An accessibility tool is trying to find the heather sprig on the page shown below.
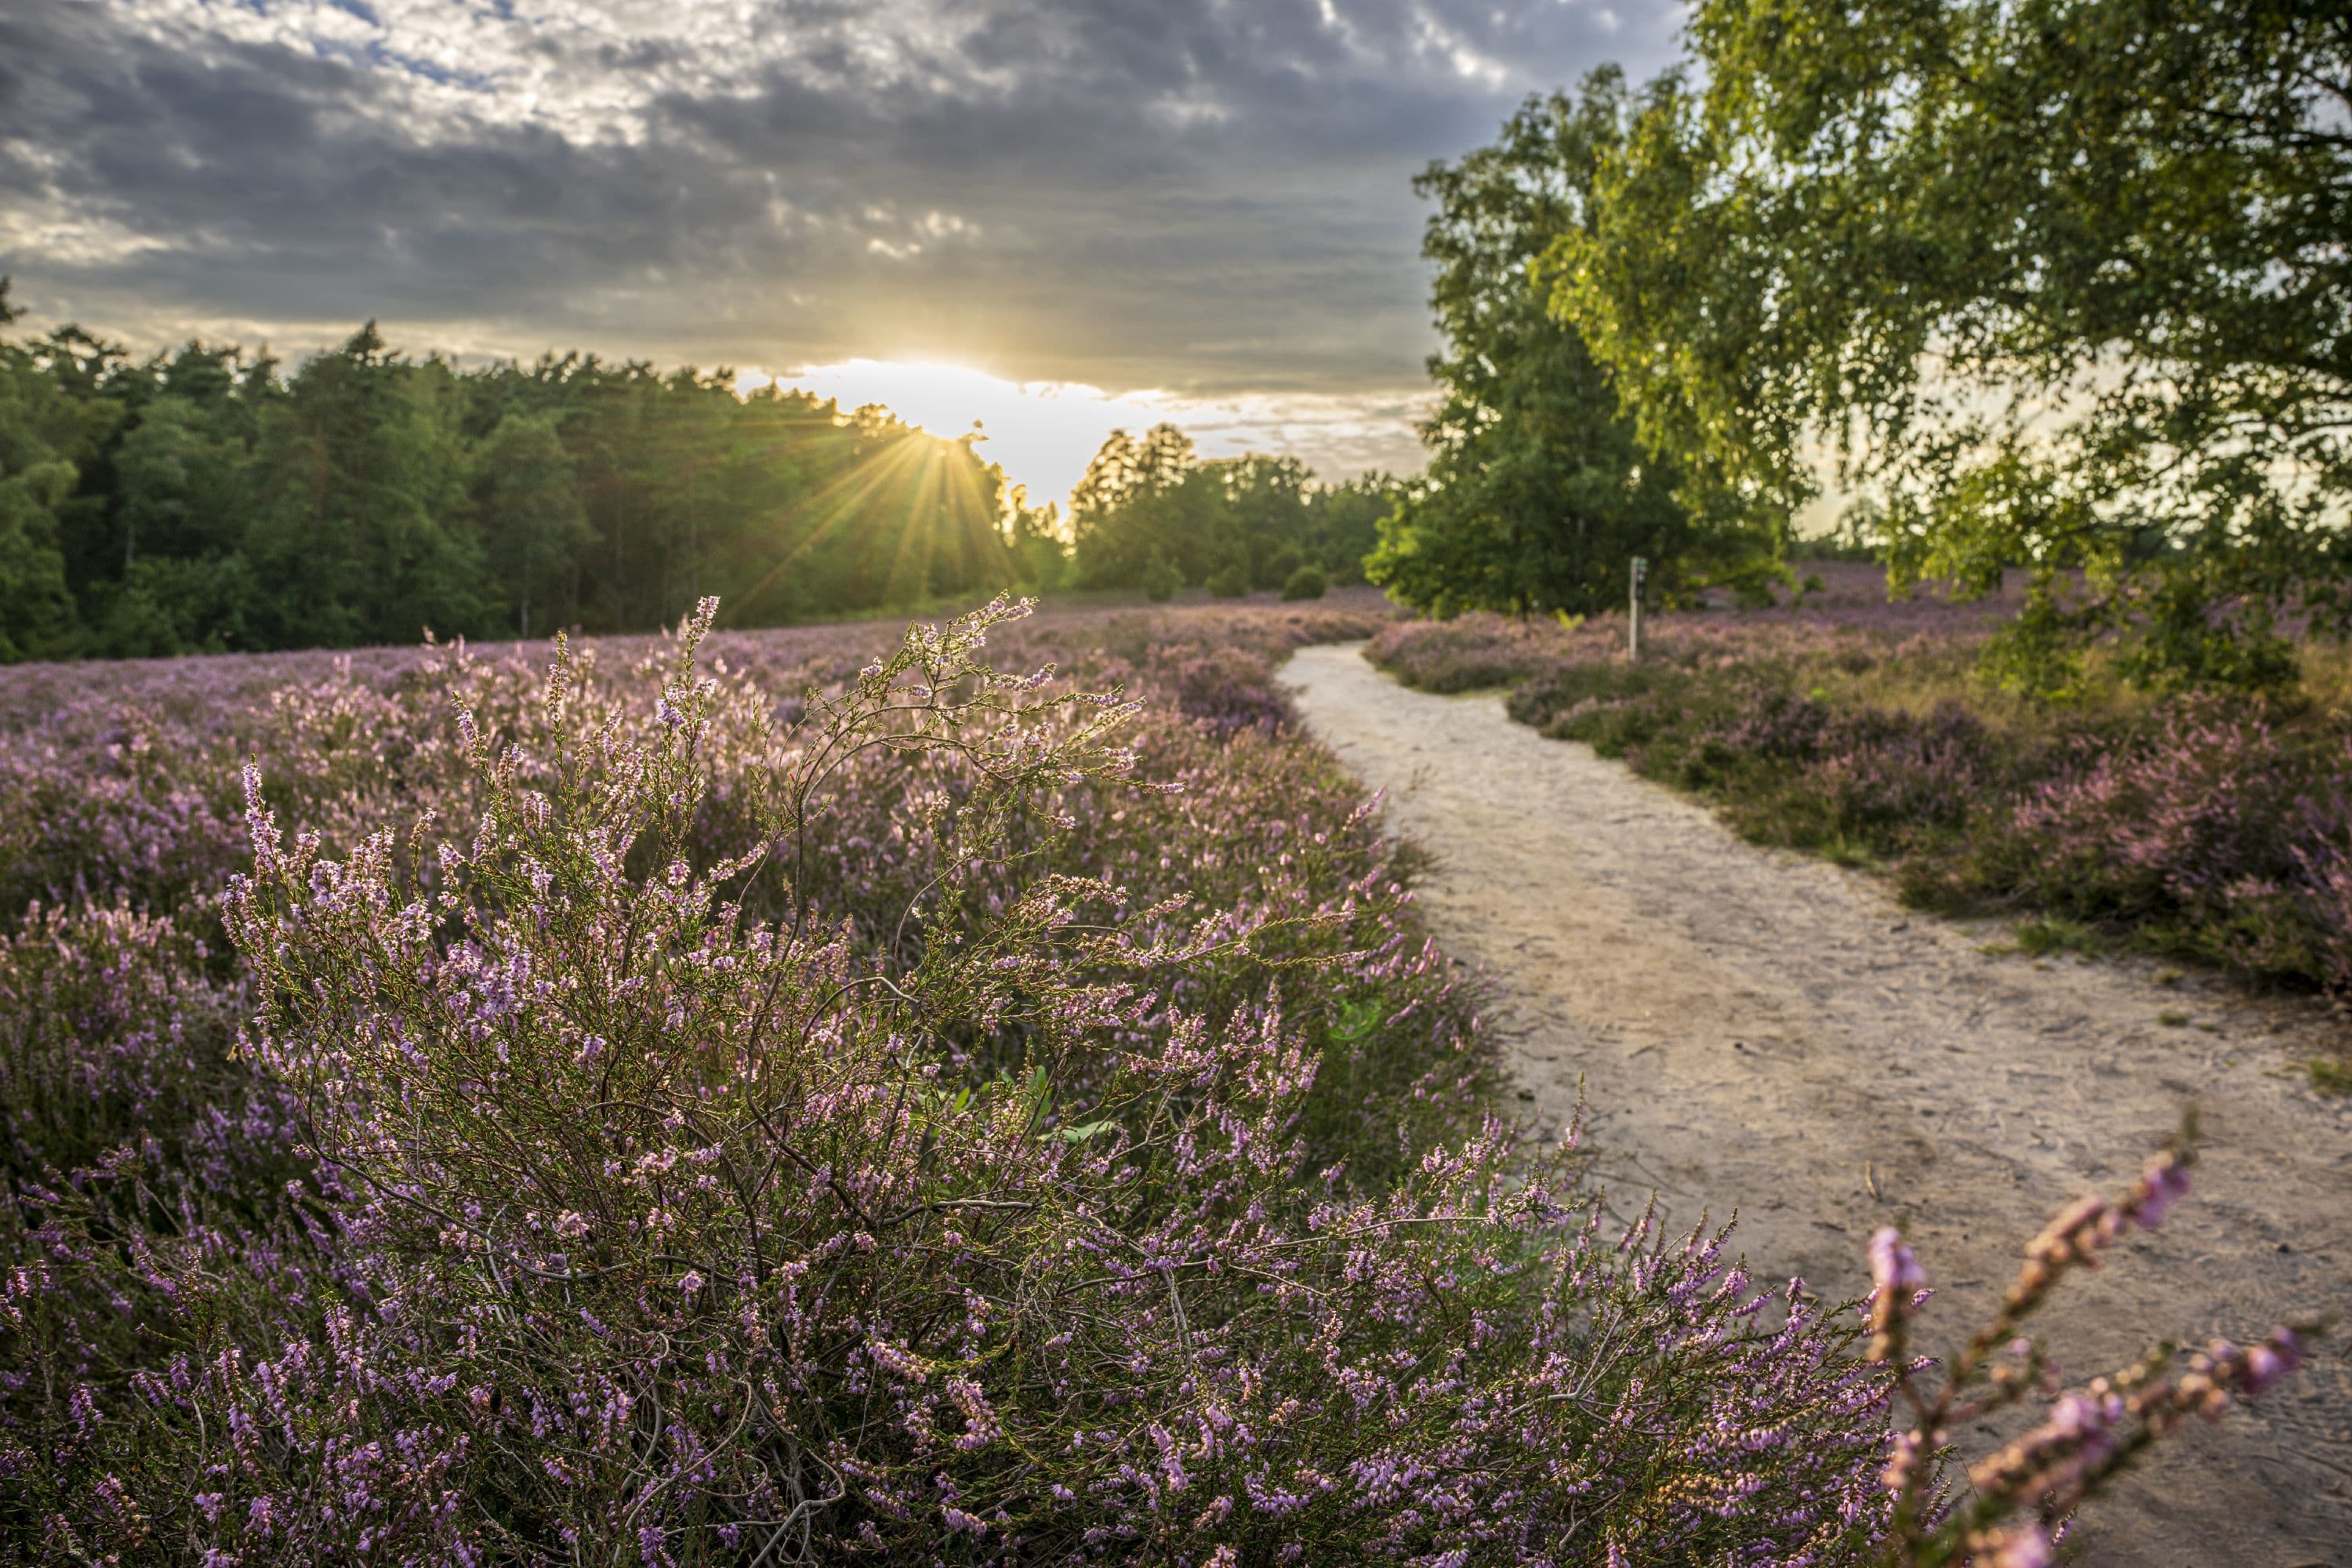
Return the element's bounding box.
[1868,1123,2310,1568]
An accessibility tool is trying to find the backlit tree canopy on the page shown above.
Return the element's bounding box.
[1553,0,2352,688]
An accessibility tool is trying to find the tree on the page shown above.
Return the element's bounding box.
[1367,71,1756,619]
[242,323,487,648]
[0,282,85,660]
[1308,473,1400,584]
[1003,487,1069,591]
[474,412,592,638]
[0,457,75,662]
[1209,454,1310,588]
[1556,0,2352,689]
[1070,423,1216,587]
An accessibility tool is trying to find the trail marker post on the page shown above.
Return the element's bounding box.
[1629,557,1647,660]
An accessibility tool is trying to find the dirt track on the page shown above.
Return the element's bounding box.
[1284,642,2352,1566]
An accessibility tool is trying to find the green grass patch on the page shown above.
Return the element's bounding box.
[2014,917,2101,959]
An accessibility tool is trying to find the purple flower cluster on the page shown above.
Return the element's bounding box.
[2003,698,2352,988]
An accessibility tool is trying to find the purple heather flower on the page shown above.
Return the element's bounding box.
[1868,1227,1927,1298]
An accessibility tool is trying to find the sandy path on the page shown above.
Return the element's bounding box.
[1285,643,2352,1566]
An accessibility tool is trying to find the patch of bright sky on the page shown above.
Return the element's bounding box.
[107,0,959,145]
[740,360,1432,508]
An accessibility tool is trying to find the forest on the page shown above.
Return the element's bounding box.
[0,291,1385,662]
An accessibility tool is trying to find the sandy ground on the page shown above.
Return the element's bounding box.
[1285,643,2352,1567]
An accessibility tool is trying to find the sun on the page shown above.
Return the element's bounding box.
[741,358,1181,507]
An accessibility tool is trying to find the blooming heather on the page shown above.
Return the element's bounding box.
[0,593,2304,1562]
[1,598,1898,1563]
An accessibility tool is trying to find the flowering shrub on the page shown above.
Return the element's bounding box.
[1373,606,2352,1003]
[0,904,243,1183]
[2,599,1903,1563]
[1992,701,2352,987]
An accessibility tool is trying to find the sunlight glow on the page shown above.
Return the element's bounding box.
[741,360,1175,507]
[740,359,1429,507]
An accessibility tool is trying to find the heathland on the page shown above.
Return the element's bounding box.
[0,587,2328,1563]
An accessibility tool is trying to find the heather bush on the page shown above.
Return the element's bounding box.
[0,715,249,924]
[1366,613,1582,693]
[1983,701,2352,981]
[0,901,283,1192]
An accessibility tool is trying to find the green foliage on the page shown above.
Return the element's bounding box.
[241,323,488,649]
[0,291,1065,661]
[0,287,85,662]
[1140,548,1182,602]
[1366,71,1774,619]
[0,456,76,662]
[1554,1,2352,690]
[2014,917,2100,960]
[1071,422,1399,591]
[473,410,590,638]
[1280,563,1329,601]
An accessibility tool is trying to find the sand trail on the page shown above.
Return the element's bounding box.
[1284,642,2352,1566]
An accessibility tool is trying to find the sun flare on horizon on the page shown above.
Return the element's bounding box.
[740,359,1200,509]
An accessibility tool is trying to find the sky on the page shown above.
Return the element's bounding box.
[0,0,1685,504]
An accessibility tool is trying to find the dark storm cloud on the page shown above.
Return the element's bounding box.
[0,0,1680,401]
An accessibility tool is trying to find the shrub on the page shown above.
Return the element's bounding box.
[1259,544,1305,592]
[1280,564,1329,601]
[1207,562,1250,598]
[2,600,1900,1563]
[1142,552,1184,603]
[0,901,282,1191]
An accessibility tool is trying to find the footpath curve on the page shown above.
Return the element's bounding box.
[1284,642,2351,1566]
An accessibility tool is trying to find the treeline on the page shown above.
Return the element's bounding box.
[1067,423,1396,597]
[0,291,1056,660]
[1378,0,2350,690]
[0,288,1403,662]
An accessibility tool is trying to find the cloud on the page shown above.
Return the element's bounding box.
[0,0,1683,489]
